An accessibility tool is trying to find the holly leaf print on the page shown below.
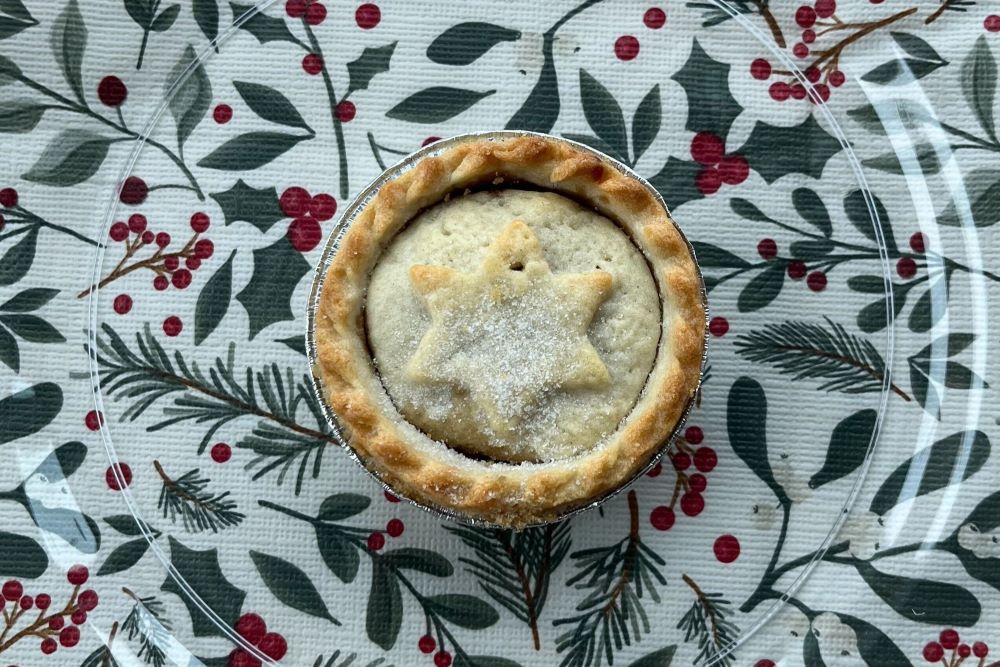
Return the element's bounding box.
[194,249,235,345]
[234,80,311,131]
[427,22,520,66]
[346,42,397,96]
[739,115,842,183]
[210,179,284,231]
[167,45,212,149]
[250,550,339,623]
[51,0,87,105]
[647,157,705,210]
[236,236,310,339]
[961,36,997,143]
[671,38,742,140]
[386,87,495,124]
[198,131,310,170]
[161,536,246,636]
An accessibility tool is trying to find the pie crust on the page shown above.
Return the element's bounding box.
[313,134,706,527]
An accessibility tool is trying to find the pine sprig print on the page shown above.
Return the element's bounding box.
[734,317,912,400]
[446,521,572,649]
[88,324,336,492]
[677,575,739,667]
[312,651,393,667]
[553,492,667,667]
[120,589,171,667]
[153,461,244,533]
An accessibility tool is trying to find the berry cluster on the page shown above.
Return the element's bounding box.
[280,186,337,252]
[416,634,453,667]
[366,516,405,551]
[0,566,98,655]
[924,629,990,666]
[755,237,829,292]
[751,0,849,103]
[612,6,665,61]
[297,2,381,74]
[229,613,288,666]
[690,132,749,195]
[648,425,717,531]
[285,0,327,25]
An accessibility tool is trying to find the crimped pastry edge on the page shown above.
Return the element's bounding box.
[313,134,706,528]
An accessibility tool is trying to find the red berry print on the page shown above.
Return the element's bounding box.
[614,35,640,61]
[155,231,171,248]
[647,461,662,477]
[128,213,147,233]
[805,67,821,83]
[98,76,127,107]
[696,168,722,195]
[141,230,155,244]
[68,564,89,586]
[0,187,17,208]
[685,426,704,444]
[228,649,262,667]
[306,2,326,25]
[367,532,385,551]
[186,257,201,271]
[793,42,809,58]
[194,238,215,259]
[85,410,103,431]
[714,534,740,563]
[940,629,960,650]
[419,635,437,654]
[974,642,989,658]
[172,268,192,289]
[422,135,441,147]
[790,83,807,99]
[709,316,729,337]
[336,100,357,123]
[958,644,971,658]
[163,315,183,336]
[694,447,717,472]
[815,0,836,18]
[757,238,777,259]
[769,81,791,101]
[71,609,87,624]
[280,186,311,217]
[190,211,211,232]
[286,0,307,17]
[310,193,337,221]
[643,7,666,29]
[49,615,65,630]
[750,58,771,80]
[806,271,827,292]
[434,650,453,667]
[923,642,944,662]
[384,491,400,502]
[106,463,132,490]
[672,452,691,471]
[719,156,749,185]
[985,15,1000,32]
[120,176,148,205]
[235,613,267,644]
[896,256,917,278]
[288,217,323,252]
[302,53,323,75]
[754,661,776,667]
[812,83,830,103]
[35,593,51,610]
[113,294,132,315]
[59,625,80,647]
[41,637,57,654]
[910,232,927,253]
[795,5,816,28]
[213,104,233,124]
[109,221,129,241]
[386,518,404,537]
[690,132,724,165]
[211,442,232,463]
[829,70,845,87]
[689,473,707,492]
[153,275,169,291]
[680,492,704,517]
[2,581,22,600]
[259,633,288,660]
[787,260,807,279]
[164,255,180,272]
[356,3,381,29]
[802,28,816,44]
[18,594,31,610]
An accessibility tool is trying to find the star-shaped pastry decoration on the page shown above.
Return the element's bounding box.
[406,220,614,440]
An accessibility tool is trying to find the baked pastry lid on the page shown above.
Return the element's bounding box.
[305,130,709,528]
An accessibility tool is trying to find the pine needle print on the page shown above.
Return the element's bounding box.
[120,589,171,667]
[154,461,244,532]
[677,575,739,667]
[733,317,911,400]
[446,521,572,649]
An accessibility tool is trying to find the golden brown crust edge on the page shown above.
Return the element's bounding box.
[314,135,706,527]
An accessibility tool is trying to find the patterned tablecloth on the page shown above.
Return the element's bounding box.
[1,0,998,665]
